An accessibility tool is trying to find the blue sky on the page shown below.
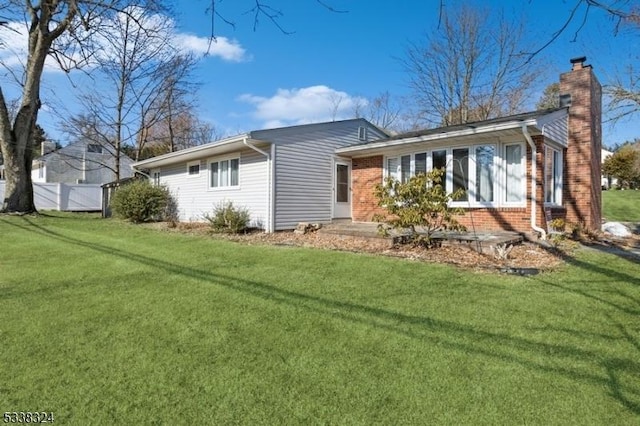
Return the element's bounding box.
[2,0,639,147]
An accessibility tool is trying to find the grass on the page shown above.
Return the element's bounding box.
[1,212,639,425]
[603,189,640,221]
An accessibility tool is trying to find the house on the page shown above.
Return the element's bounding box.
[134,57,602,238]
[336,56,602,237]
[32,140,135,185]
[601,149,618,189]
[131,119,388,231]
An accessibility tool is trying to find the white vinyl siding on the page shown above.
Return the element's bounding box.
[263,120,387,230]
[156,149,268,225]
[30,140,134,185]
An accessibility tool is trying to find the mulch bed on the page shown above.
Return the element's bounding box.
[145,222,640,273]
[147,222,589,273]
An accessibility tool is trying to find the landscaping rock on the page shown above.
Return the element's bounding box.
[602,222,632,238]
[293,222,322,234]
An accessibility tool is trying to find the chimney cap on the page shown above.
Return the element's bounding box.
[570,56,588,70]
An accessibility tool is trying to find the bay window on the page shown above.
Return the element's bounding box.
[384,142,527,208]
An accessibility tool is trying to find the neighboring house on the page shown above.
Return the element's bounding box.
[32,140,135,184]
[336,57,602,237]
[132,119,388,231]
[601,149,618,189]
[133,57,602,238]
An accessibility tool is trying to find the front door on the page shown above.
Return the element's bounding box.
[333,160,351,218]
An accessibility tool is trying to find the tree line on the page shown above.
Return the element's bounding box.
[0,0,638,213]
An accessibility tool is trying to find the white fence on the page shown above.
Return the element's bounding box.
[0,181,102,211]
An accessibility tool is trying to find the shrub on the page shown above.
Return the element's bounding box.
[111,180,174,223]
[204,201,251,234]
[373,168,466,247]
[549,218,566,232]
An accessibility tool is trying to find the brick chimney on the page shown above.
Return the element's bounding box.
[559,56,602,230]
[40,140,56,156]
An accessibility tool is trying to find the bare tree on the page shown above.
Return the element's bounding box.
[352,91,404,132]
[603,12,640,124]
[606,66,640,122]
[134,54,200,159]
[403,4,543,127]
[140,110,218,158]
[0,0,165,213]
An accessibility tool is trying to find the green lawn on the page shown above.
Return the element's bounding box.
[603,189,640,222]
[1,213,639,425]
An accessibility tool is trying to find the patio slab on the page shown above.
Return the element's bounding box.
[319,220,523,255]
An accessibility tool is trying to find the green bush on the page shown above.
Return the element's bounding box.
[373,168,466,247]
[204,201,251,234]
[111,180,174,223]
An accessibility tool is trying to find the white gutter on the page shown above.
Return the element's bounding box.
[522,124,547,240]
[243,138,273,233]
[337,119,540,155]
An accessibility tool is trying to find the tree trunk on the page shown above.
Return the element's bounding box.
[1,145,36,213]
[1,125,36,213]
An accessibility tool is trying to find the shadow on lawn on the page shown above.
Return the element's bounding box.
[4,216,640,415]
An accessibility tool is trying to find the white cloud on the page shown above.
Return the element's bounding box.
[238,85,367,128]
[0,11,248,74]
[0,22,35,69]
[173,34,249,62]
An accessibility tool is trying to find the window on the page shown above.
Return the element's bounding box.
[152,171,161,186]
[432,150,447,171]
[400,155,411,183]
[545,147,562,204]
[386,157,399,181]
[87,144,103,154]
[210,157,239,188]
[187,161,200,177]
[475,145,495,202]
[415,153,427,175]
[452,148,469,201]
[505,144,524,203]
[358,126,367,141]
[386,146,515,206]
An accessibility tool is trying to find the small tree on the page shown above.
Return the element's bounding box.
[603,144,640,189]
[373,168,466,247]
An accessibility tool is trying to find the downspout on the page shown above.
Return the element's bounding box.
[243,138,273,233]
[522,124,547,240]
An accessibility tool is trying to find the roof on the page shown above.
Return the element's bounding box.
[336,108,568,157]
[132,118,384,170]
[33,139,135,164]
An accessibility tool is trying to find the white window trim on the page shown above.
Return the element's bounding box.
[448,144,498,208]
[501,143,527,208]
[384,142,527,209]
[152,169,161,186]
[208,154,240,190]
[187,160,201,178]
